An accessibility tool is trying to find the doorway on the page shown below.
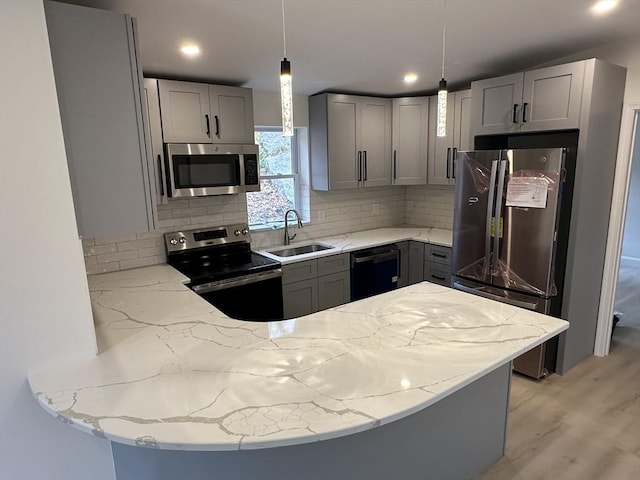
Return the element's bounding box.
[595,105,640,355]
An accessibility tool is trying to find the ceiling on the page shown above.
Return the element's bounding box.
[56,0,640,96]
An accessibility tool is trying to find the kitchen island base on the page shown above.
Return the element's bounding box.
[112,363,510,480]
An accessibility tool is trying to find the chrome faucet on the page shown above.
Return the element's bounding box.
[283,209,303,245]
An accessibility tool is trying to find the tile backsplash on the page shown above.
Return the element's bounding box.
[83,184,454,275]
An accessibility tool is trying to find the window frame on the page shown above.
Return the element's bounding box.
[248,127,301,229]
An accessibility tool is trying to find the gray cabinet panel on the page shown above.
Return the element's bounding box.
[158,80,211,143]
[328,96,359,190]
[283,279,318,319]
[395,241,409,288]
[282,259,318,285]
[392,97,429,186]
[209,85,254,144]
[360,98,392,187]
[45,1,154,238]
[318,271,351,311]
[142,78,167,206]
[317,253,349,276]
[408,241,425,285]
[470,73,523,136]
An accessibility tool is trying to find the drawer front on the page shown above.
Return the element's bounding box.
[425,264,451,287]
[426,244,452,266]
[317,253,349,276]
[282,259,318,285]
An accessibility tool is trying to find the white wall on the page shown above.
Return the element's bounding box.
[0,1,115,479]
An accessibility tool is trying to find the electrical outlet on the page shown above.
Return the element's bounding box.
[372,203,379,215]
[317,210,325,222]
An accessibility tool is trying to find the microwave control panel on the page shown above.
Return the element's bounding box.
[244,154,259,186]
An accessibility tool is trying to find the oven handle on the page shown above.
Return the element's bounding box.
[192,269,282,294]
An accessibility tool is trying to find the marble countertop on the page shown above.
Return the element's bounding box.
[29,264,568,451]
[258,226,453,264]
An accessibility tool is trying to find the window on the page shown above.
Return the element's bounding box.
[247,128,301,228]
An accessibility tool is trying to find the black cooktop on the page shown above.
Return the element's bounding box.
[167,243,280,285]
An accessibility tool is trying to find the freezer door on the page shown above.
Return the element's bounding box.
[452,150,502,284]
[492,148,565,297]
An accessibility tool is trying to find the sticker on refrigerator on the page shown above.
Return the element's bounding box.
[505,177,549,209]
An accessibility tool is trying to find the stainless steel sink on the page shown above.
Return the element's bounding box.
[268,243,334,257]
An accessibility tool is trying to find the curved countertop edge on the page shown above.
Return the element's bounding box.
[257,226,453,264]
[28,265,568,452]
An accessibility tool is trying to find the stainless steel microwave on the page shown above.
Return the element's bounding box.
[164,143,260,197]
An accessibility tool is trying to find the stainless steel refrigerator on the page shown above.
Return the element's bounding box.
[451,147,571,379]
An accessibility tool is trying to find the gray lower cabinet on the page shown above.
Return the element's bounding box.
[424,244,452,287]
[408,241,425,285]
[45,1,156,238]
[395,242,409,288]
[282,254,350,319]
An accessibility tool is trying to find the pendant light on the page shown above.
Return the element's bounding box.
[436,0,448,137]
[280,0,293,136]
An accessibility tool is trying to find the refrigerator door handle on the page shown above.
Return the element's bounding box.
[453,282,538,311]
[485,159,499,275]
[493,159,508,273]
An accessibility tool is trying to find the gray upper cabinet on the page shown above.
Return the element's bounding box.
[158,80,254,144]
[310,93,392,190]
[428,89,472,186]
[45,1,156,238]
[471,61,585,136]
[142,79,167,205]
[392,97,429,185]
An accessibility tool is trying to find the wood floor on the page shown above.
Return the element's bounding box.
[476,262,640,480]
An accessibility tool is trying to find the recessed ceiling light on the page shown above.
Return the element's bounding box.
[404,73,418,84]
[592,0,618,14]
[180,43,201,57]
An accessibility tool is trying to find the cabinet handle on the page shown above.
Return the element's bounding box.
[393,150,397,180]
[363,151,367,181]
[431,274,446,281]
[513,104,519,124]
[432,252,447,259]
[214,115,220,136]
[446,147,451,179]
[522,103,528,123]
[452,147,457,179]
[205,114,211,136]
[357,151,362,181]
[157,155,164,196]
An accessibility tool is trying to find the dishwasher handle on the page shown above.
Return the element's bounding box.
[351,248,398,264]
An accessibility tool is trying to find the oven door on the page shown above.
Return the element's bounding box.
[192,269,284,321]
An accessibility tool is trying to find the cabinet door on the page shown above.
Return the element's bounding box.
[359,97,392,187]
[142,78,167,205]
[318,271,351,310]
[408,241,425,285]
[520,62,585,132]
[45,2,154,238]
[283,279,318,319]
[209,85,255,144]
[392,97,428,185]
[470,73,523,136]
[453,90,473,152]
[425,264,451,287]
[427,94,455,185]
[282,259,318,285]
[158,80,211,143]
[327,95,359,190]
[395,241,409,288]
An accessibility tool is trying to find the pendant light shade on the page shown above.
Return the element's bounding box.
[436,0,448,138]
[280,0,293,136]
[437,78,447,137]
[280,58,293,136]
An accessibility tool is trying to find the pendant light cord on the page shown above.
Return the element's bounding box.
[282,0,287,58]
[441,0,446,79]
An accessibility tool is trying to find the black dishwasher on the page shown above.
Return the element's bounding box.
[350,245,399,301]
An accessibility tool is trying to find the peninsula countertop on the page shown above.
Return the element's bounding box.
[29,262,568,451]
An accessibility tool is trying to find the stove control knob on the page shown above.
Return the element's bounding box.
[178,237,186,244]
[241,228,249,235]
[169,238,178,245]
[234,229,241,236]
